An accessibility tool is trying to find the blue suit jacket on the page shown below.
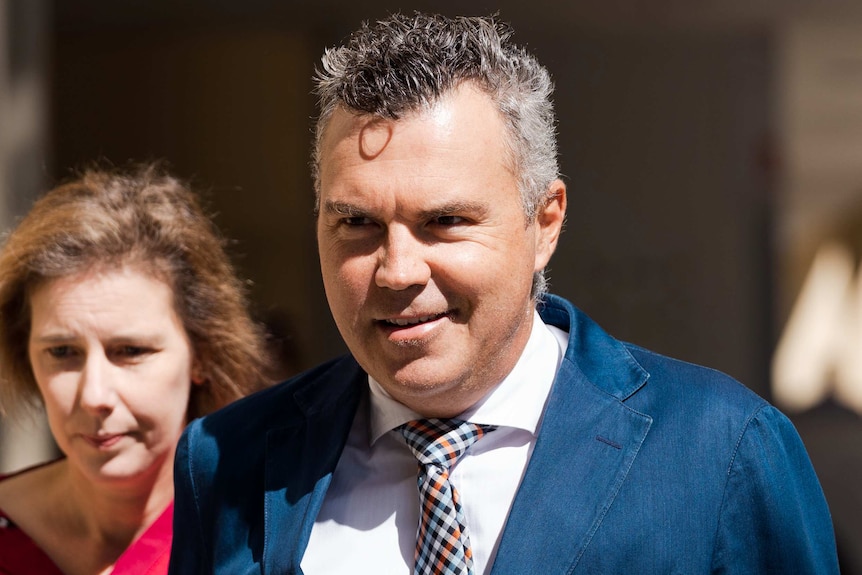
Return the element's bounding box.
[170,295,838,574]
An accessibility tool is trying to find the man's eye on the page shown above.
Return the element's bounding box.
[344,216,373,226]
[435,215,466,226]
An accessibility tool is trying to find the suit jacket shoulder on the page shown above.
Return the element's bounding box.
[170,355,366,574]
[493,294,838,574]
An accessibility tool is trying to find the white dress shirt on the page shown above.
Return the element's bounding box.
[301,311,568,574]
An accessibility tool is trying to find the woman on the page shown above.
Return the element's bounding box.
[0,164,269,574]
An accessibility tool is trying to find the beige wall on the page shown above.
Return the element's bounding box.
[0,0,55,473]
[775,20,862,313]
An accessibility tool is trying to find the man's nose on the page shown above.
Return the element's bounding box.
[374,226,432,290]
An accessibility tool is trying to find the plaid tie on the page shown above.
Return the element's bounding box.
[399,419,496,575]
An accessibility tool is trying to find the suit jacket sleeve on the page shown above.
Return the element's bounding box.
[169,420,211,575]
[711,405,838,574]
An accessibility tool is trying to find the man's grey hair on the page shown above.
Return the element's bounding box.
[312,12,560,298]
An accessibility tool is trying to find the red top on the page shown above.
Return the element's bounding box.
[0,471,173,575]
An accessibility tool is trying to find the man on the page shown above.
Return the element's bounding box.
[170,13,839,574]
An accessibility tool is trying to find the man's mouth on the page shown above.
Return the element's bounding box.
[381,312,448,327]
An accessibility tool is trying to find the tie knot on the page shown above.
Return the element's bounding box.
[399,418,495,469]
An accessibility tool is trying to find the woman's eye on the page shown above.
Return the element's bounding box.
[117,346,149,358]
[47,346,74,359]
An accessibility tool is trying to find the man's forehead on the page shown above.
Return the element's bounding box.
[323,89,501,154]
[322,104,426,149]
[321,84,495,146]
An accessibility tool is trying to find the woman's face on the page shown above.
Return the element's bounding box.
[27,265,196,487]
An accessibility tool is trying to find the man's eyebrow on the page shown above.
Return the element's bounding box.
[322,201,369,217]
[322,199,491,220]
[418,201,490,220]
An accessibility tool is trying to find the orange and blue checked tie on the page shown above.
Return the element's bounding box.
[399,419,496,575]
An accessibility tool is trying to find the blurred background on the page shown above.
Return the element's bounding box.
[1,0,861,570]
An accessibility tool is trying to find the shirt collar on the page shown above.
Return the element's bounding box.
[368,310,567,444]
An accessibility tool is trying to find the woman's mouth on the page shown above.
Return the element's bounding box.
[81,433,126,449]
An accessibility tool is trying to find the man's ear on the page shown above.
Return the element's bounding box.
[534,179,567,271]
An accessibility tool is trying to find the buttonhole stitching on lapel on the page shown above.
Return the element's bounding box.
[595,435,622,449]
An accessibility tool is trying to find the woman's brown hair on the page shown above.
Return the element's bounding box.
[0,163,269,420]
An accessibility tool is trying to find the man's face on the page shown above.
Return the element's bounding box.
[317,84,565,417]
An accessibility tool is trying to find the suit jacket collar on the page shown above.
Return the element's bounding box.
[540,294,649,400]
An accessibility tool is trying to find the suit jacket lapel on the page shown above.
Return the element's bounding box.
[491,359,652,574]
[491,296,653,575]
[261,360,366,574]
